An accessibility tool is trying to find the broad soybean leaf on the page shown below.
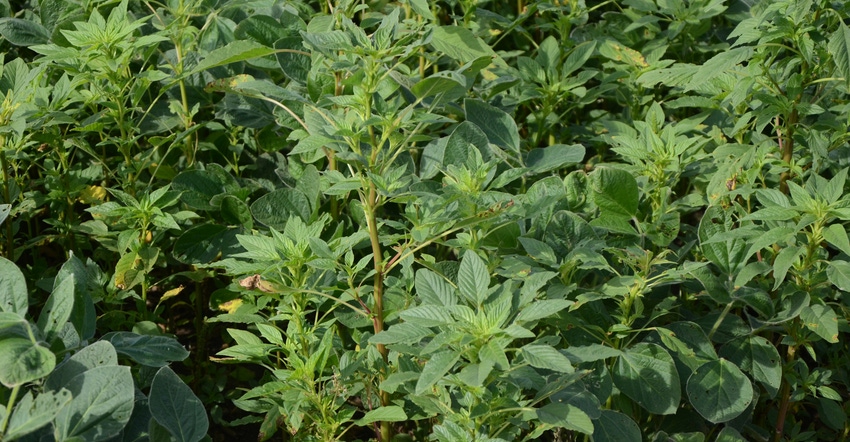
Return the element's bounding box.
[354,406,407,426]
[46,340,118,392]
[4,389,72,440]
[465,99,520,154]
[612,343,681,415]
[101,332,190,367]
[55,255,97,341]
[719,336,781,398]
[590,167,638,217]
[150,366,208,442]
[827,260,850,292]
[415,350,460,395]
[526,144,585,173]
[173,224,240,264]
[829,22,850,89]
[0,339,55,387]
[800,304,839,343]
[536,403,593,434]
[190,40,277,75]
[591,410,640,442]
[429,26,495,64]
[0,257,27,316]
[715,426,747,442]
[250,188,310,229]
[36,274,74,343]
[444,121,492,168]
[522,344,573,373]
[457,250,489,306]
[54,366,134,441]
[686,359,753,423]
[0,18,50,46]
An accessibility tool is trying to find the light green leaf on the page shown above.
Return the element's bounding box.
[399,305,454,327]
[354,406,407,426]
[590,167,638,217]
[827,260,850,292]
[526,144,585,173]
[536,403,593,434]
[190,40,277,75]
[829,22,850,89]
[800,304,839,343]
[0,18,50,46]
[0,339,55,387]
[612,343,680,415]
[415,350,460,395]
[686,359,754,423]
[457,250,489,306]
[150,366,208,442]
[415,269,457,306]
[37,274,74,343]
[429,26,495,64]
[4,390,72,440]
[54,366,134,441]
[522,344,573,373]
[370,323,433,345]
[822,224,850,256]
[101,332,190,367]
[514,299,572,323]
[591,410,641,442]
[772,246,803,290]
[562,344,622,364]
[0,257,27,316]
[698,206,749,275]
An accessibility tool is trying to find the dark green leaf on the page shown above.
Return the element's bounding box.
[415,350,460,395]
[354,406,407,426]
[53,366,134,441]
[686,359,753,423]
[526,144,585,173]
[0,18,49,46]
[150,366,209,442]
[0,257,27,316]
[591,410,640,442]
[800,304,839,343]
[429,26,495,64]
[101,332,190,367]
[612,343,680,415]
[465,99,520,154]
[590,167,638,217]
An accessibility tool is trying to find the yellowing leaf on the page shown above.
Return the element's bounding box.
[218,298,242,313]
[79,185,107,204]
[160,285,184,303]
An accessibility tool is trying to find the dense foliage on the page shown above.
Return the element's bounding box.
[0,0,848,440]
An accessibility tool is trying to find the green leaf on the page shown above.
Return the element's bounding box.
[54,366,134,441]
[829,22,850,89]
[800,304,839,343]
[399,305,455,327]
[612,343,681,415]
[0,338,55,387]
[415,350,460,395]
[591,410,641,442]
[457,250,489,306]
[822,224,850,256]
[562,344,622,364]
[0,18,50,46]
[4,390,72,440]
[55,255,98,341]
[536,403,593,434]
[0,204,9,226]
[370,323,433,345]
[522,344,573,373]
[444,121,492,168]
[150,366,209,442]
[719,336,781,398]
[354,406,407,426]
[250,188,311,229]
[173,224,240,264]
[234,15,286,46]
[686,359,754,423]
[827,260,850,292]
[36,274,74,344]
[190,40,277,75]
[772,246,803,290]
[275,36,310,83]
[0,257,27,316]
[464,99,520,154]
[715,426,747,442]
[590,167,638,217]
[101,332,190,367]
[526,144,586,173]
[46,341,118,391]
[514,299,572,323]
[698,206,749,275]
[429,26,495,64]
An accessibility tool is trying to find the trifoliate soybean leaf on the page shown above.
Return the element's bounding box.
[354,406,407,426]
[590,167,638,217]
[719,336,781,398]
[36,274,74,344]
[612,343,680,415]
[536,403,593,434]
[0,339,55,387]
[562,344,622,364]
[174,224,240,264]
[715,426,746,442]
[54,366,134,441]
[592,410,640,442]
[686,359,753,423]
[101,332,190,367]
[526,144,585,173]
[800,304,839,343]
[0,257,27,316]
[415,350,460,395]
[54,255,98,341]
[250,188,310,229]
[465,99,519,154]
[46,340,118,392]
[4,389,72,440]
[150,366,208,442]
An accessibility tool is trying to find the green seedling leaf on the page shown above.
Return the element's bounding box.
[430,26,495,64]
[0,257,27,316]
[190,40,277,75]
[536,403,593,434]
[719,336,781,398]
[101,332,190,367]
[522,344,573,373]
[526,144,585,173]
[415,350,460,395]
[686,359,754,423]
[4,389,72,440]
[590,167,638,217]
[354,406,407,426]
[150,366,208,442]
[0,18,50,46]
[54,365,134,441]
[592,410,640,442]
[37,274,74,344]
[800,304,839,343]
[465,99,520,154]
[0,338,55,387]
[612,343,680,415]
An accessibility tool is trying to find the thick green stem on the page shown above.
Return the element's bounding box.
[0,384,21,436]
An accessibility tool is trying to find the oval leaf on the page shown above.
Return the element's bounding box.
[686,359,754,423]
[150,366,209,442]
